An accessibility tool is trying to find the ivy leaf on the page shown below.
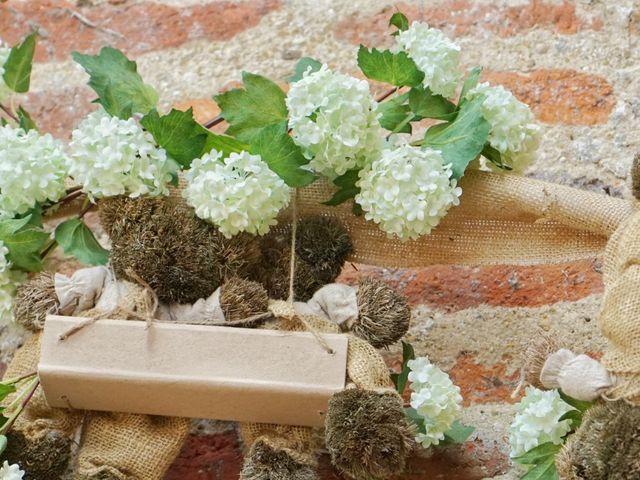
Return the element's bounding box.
[394,341,416,394]
[17,106,37,132]
[0,383,16,403]
[357,46,424,87]
[423,96,490,179]
[214,72,288,144]
[378,93,413,133]
[249,123,315,187]
[559,391,593,413]
[55,219,109,266]
[72,47,159,119]
[141,108,208,167]
[409,86,456,121]
[3,31,37,93]
[520,457,558,480]
[389,11,409,32]
[513,442,561,466]
[459,66,482,104]
[288,57,322,83]
[442,421,475,445]
[323,169,360,206]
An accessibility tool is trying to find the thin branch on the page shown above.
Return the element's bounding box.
[203,115,224,129]
[66,8,125,38]
[0,104,18,123]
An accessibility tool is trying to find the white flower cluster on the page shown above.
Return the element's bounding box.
[0,269,26,362]
[395,22,462,99]
[68,109,174,199]
[0,461,25,480]
[466,83,540,172]
[0,45,12,103]
[509,387,574,457]
[184,149,290,238]
[355,145,461,240]
[286,65,382,179]
[0,240,10,273]
[408,357,463,448]
[0,125,68,218]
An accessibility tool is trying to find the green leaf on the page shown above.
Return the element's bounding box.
[2,226,50,272]
[55,219,109,266]
[17,106,37,132]
[3,31,36,93]
[423,96,490,179]
[558,409,583,430]
[389,11,409,32]
[288,57,322,83]
[442,421,475,445]
[409,86,456,121]
[141,108,208,168]
[357,46,424,87]
[202,131,248,158]
[72,47,159,119]
[249,123,315,187]
[0,435,6,455]
[0,216,33,238]
[459,67,482,104]
[214,72,288,144]
[0,383,16,403]
[395,341,416,394]
[481,144,511,170]
[520,457,558,480]
[404,407,427,434]
[559,391,593,413]
[323,169,360,206]
[18,206,43,228]
[378,93,413,134]
[513,442,561,466]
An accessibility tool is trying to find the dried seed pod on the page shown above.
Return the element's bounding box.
[240,439,318,480]
[220,277,269,322]
[3,430,72,479]
[108,196,261,304]
[13,272,58,332]
[325,389,414,480]
[521,330,564,389]
[259,247,326,302]
[353,277,411,348]
[562,400,640,480]
[296,216,353,282]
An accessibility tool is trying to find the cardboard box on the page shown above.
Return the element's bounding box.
[39,315,348,427]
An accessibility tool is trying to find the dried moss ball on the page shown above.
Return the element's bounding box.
[522,330,563,389]
[240,439,318,480]
[13,272,58,332]
[220,277,269,322]
[107,196,261,304]
[262,248,326,302]
[632,153,640,201]
[354,277,411,348]
[296,216,353,282]
[325,389,414,480]
[3,430,72,479]
[561,400,640,480]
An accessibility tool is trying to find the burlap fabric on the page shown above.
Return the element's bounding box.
[2,333,83,440]
[74,282,190,480]
[239,301,397,471]
[600,211,640,404]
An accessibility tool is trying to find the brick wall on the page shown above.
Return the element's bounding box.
[2,0,637,478]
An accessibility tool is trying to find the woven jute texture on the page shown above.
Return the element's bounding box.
[273,170,636,266]
[2,333,83,440]
[600,211,640,404]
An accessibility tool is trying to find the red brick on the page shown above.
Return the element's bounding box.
[1,0,280,62]
[336,0,601,46]
[482,69,615,125]
[449,354,521,406]
[165,432,243,480]
[338,259,603,311]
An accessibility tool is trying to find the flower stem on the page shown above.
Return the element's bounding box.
[0,103,18,123]
[0,377,40,436]
[1,371,37,386]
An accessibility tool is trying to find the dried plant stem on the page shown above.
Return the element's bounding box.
[0,377,40,436]
[1,371,37,386]
[0,103,18,123]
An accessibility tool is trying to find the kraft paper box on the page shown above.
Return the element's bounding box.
[38,315,348,427]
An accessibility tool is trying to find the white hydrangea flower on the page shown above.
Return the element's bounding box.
[466,82,540,172]
[0,461,25,480]
[183,149,290,238]
[395,22,462,99]
[0,269,26,362]
[0,126,68,218]
[355,145,461,240]
[0,45,12,103]
[509,387,574,458]
[286,65,382,179]
[408,357,463,448]
[68,109,174,199]
[0,240,10,273]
